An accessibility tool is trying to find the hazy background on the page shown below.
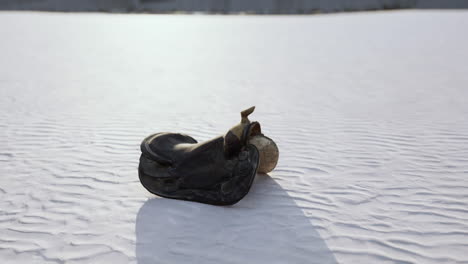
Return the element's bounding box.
[1,0,468,13]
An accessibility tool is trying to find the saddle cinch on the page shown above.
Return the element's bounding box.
[138,106,279,205]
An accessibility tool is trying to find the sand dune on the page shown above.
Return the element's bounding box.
[1,11,468,263]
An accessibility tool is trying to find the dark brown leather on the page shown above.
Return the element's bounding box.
[138,131,259,205]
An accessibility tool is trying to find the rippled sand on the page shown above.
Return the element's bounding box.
[1,11,468,264]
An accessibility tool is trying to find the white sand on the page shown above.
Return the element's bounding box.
[1,10,468,264]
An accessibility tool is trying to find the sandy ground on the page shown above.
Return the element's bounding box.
[1,10,468,264]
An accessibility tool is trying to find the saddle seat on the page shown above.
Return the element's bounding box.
[140,132,199,166]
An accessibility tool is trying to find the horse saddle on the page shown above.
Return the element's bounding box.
[138,106,278,205]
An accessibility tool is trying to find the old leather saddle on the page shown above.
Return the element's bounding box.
[138,107,262,205]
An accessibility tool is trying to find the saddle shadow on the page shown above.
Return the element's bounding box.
[135,175,338,264]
